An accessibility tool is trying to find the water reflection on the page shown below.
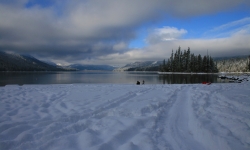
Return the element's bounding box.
[159,74,225,84]
[0,71,230,86]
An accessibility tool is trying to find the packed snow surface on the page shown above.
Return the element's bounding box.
[0,78,250,150]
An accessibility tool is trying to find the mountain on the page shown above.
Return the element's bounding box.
[68,64,116,71]
[2,50,248,72]
[0,51,75,71]
[114,61,162,71]
[41,60,58,66]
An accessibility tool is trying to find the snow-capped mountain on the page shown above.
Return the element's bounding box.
[115,61,162,71]
[67,64,116,71]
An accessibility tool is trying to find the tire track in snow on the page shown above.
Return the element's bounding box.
[142,85,180,150]
[15,86,154,150]
[192,86,250,150]
[59,86,153,122]
[209,94,250,149]
[165,85,205,150]
[92,85,176,150]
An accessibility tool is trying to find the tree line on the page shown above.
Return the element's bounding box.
[160,47,218,73]
[216,55,250,72]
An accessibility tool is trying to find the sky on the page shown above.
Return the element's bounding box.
[0,0,250,66]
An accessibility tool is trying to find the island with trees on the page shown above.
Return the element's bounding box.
[159,47,218,73]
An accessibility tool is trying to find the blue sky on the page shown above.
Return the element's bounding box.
[25,0,53,8]
[130,6,250,48]
[0,0,250,66]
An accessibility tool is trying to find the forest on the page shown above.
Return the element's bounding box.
[216,56,250,72]
[160,47,218,73]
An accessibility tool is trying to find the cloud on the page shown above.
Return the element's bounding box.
[101,34,250,66]
[146,26,187,44]
[210,17,250,32]
[96,20,250,66]
[205,17,250,38]
[166,0,248,17]
[0,0,249,66]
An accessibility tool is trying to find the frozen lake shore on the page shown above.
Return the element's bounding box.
[0,78,250,150]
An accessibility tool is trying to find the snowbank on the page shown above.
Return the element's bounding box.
[0,78,250,150]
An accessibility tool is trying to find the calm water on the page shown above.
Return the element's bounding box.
[0,71,229,86]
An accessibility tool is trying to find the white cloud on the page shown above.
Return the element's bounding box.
[210,17,250,32]
[146,26,187,44]
[100,23,250,66]
[138,34,250,61]
[205,17,250,38]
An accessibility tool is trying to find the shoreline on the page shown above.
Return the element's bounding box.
[157,71,250,74]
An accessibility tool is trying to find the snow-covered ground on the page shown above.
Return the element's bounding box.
[0,76,250,150]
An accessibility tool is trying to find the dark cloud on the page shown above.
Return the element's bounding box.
[0,0,249,65]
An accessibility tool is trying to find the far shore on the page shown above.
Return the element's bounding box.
[157,71,250,75]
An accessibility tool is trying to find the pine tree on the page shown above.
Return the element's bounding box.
[202,56,207,72]
[186,48,191,72]
[173,50,178,72]
[194,55,198,72]
[166,59,171,71]
[197,54,202,72]
[248,55,250,71]
[182,49,187,71]
[190,54,195,72]
[170,50,174,72]
[177,47,181,72]
[160,47,218,73]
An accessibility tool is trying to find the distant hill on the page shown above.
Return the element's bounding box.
[68,64,116,71]
[114,61,162,71]
[0,51,75,71]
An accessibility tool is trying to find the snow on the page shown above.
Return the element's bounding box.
[0,76,250,150]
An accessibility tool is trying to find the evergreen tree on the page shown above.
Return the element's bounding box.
[182,49,187,71]
[173,50,178,72]
[248,55,250,71]
[190,54,195,72]
[170,50,174,72]
[177,47,181,72]
[163,59,166,71]
[197,54,202,72]
[166,59,171,71]
[160,47,218,73]
[185,48,191,72]
[194,55,199,72]
[160,59,166,72]
[202,56,208,72]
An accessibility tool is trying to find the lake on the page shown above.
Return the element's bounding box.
[0,71,230,86]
